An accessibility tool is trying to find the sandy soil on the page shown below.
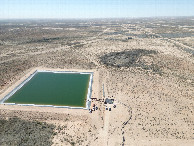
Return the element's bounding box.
[0,18,194,146]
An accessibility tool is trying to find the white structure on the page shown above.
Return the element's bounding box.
[0,70,93,110]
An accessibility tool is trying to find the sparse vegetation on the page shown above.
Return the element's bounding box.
[0,17,193,145]
[0,117,55,146]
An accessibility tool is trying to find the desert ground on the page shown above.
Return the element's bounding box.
[0,17,193,146]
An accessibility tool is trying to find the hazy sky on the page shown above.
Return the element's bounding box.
[0,0,193,19]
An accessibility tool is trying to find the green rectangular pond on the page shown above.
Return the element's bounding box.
[2,71,92,108]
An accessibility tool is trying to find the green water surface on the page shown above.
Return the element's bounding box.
[5,72,90,107]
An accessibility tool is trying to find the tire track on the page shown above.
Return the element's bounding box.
[117,100,132,146]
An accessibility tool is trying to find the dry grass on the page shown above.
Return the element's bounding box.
[0,17,193,145]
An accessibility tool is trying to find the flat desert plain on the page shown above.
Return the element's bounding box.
[0,17,193,146]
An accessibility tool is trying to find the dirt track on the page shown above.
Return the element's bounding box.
[0,17,194,145]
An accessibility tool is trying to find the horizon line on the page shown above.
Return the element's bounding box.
[0,15,194,20]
